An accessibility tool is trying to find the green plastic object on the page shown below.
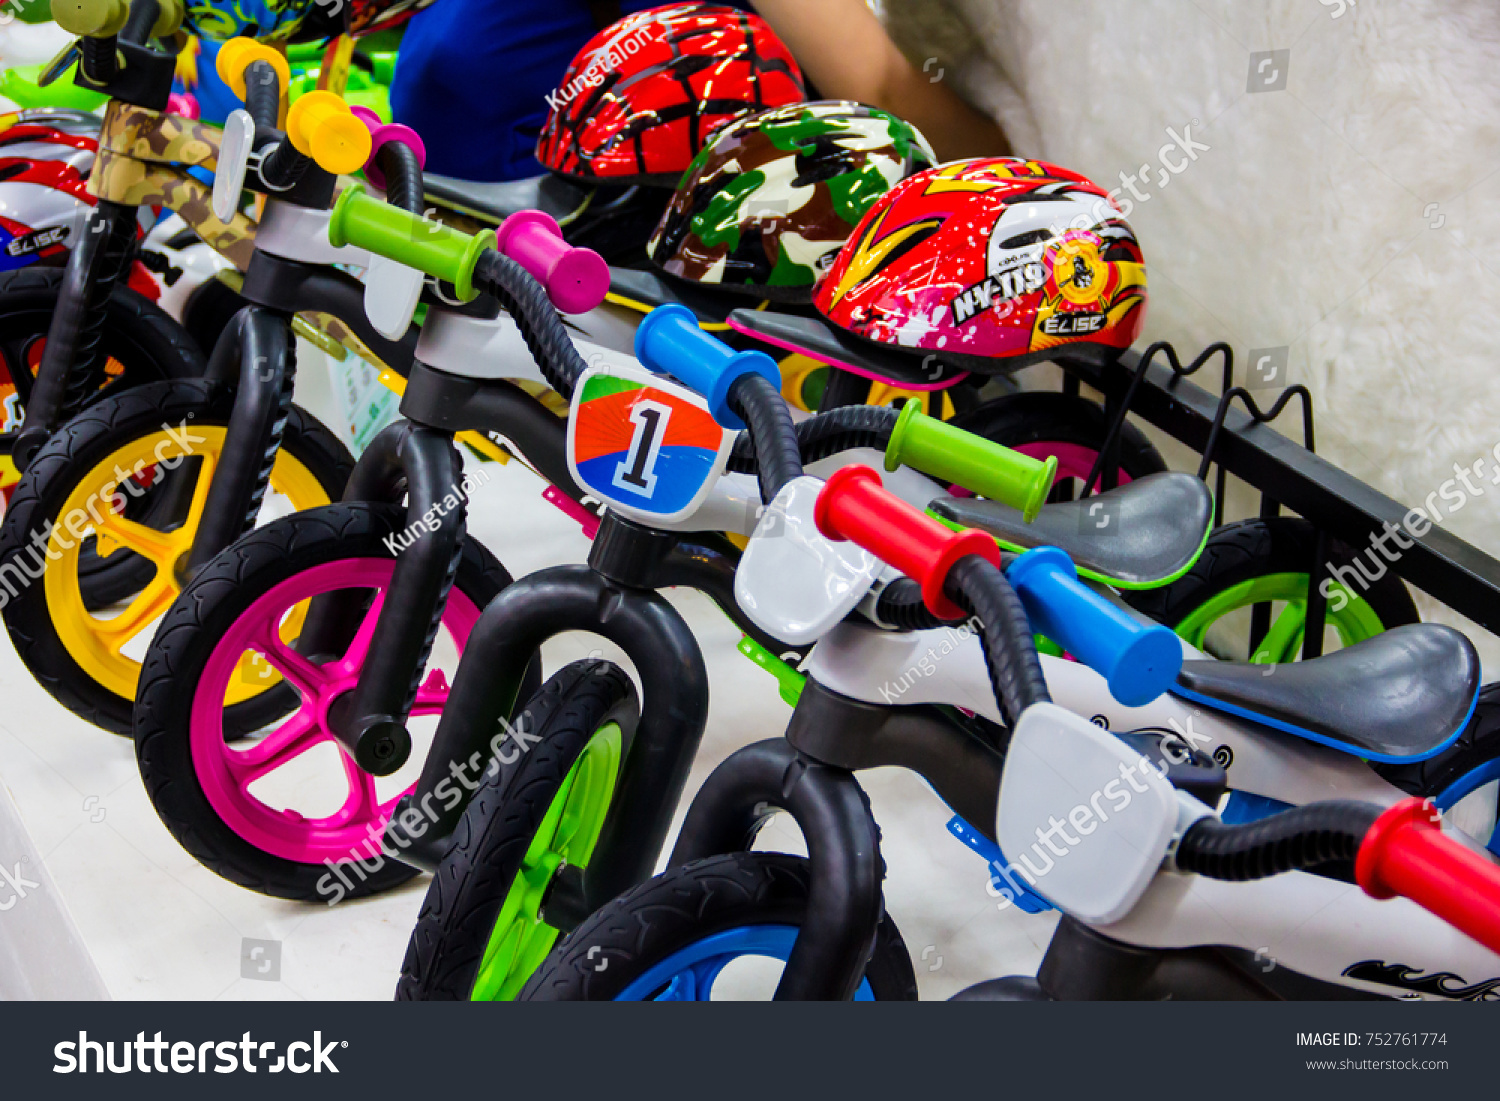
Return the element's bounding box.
[885,400,1057,523]
[50,0,128,36]
[0,64,106,110]
[737,636,805,706]
[328,184,495,301]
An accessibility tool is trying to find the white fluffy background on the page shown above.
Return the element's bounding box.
[883,0,1500,667]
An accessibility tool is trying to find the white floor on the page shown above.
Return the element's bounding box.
[0,448,1057,1001]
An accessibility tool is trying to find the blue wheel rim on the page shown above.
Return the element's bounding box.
[613,925,877,1001]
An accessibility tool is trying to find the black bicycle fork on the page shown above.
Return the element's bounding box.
[13,199,140,470]
[181,253,420,587]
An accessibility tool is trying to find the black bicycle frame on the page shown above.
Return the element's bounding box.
[306,353,816,931]
[169,253,419,586]
[14,0,190,470]
[13,198,141,470]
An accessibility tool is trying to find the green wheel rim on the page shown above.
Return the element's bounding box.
[1173,572,1389,662]
[470,722,624,1001]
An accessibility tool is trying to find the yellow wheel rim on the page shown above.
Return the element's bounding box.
[44,425,332,702]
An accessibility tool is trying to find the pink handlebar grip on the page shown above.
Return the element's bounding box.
[350,106,426,191]
[1356,798,1500,956]
[814,465,999,620]
[494,209,609,315]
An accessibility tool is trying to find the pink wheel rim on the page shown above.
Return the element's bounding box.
[1014,441,1135,488]
[189,559,482,866]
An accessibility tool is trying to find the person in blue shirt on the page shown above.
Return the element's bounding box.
[389,0,1004,182]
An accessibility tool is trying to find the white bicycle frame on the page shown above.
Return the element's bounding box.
[801,617,1500,997]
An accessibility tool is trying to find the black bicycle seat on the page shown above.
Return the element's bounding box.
[726,309,971,389]
[424,173,578,224]
[930,472,1213,588]
[1173,623,1481,762]
[607,267,748,325]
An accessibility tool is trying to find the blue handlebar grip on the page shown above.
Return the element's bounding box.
[634,303,781,430]
[1006,546,1183,707]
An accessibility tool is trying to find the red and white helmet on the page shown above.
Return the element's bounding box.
[815,158,1147,369]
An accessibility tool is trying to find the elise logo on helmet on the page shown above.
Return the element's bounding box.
[4,224,67,258]
[1040,312,1106,336]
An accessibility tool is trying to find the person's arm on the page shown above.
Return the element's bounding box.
[751,0,1007,160]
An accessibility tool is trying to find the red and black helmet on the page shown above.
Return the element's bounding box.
[536,3,806,187]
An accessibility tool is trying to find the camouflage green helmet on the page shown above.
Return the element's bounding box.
[647,101,937,302]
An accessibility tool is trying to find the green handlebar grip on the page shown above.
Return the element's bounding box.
[152,0,184,37]
[328,184,495,302]
[885,400,1057,523]
[51,0,129,36]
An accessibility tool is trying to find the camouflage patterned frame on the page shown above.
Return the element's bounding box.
[88,99,259,269]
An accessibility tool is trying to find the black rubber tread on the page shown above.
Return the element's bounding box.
[1376,682,1500,798]
[0,265,205,420]
[396,659,640,1001]
[134,502,517,901]
[946,390,1168,488]
[521,851,919,1001]
[0,379,352,735]
[1122,516,1420,644]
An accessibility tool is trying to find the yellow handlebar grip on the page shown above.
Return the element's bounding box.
[215,37,291,101]
[50,0,130,37]
[286,91,373,176]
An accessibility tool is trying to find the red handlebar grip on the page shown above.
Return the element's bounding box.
[1356,798,1500,956]
[814,465,998,620]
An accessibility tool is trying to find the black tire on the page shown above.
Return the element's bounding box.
[397,659,640,1000]
[1122,516,1420,656]
[521,851,920,1001]
[0,379,352,735]
[134,501,524,901]
[947,390,1168,495]
[1376,683,1500,799]
[0,266,205,423]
